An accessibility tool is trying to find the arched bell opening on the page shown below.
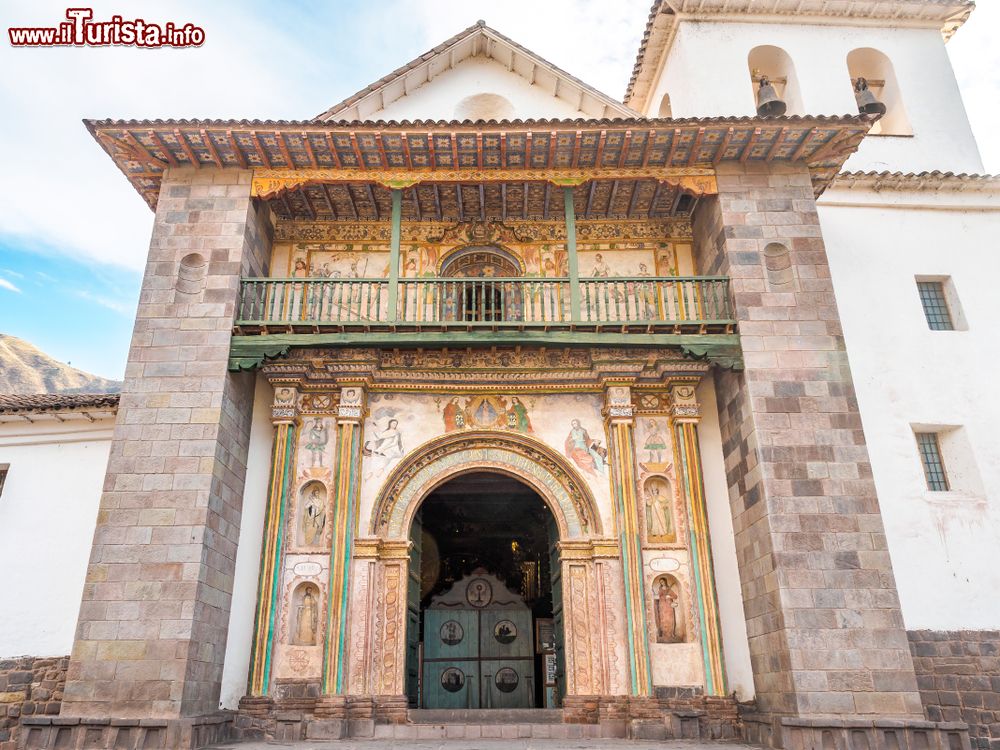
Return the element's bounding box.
[405,471,565,710]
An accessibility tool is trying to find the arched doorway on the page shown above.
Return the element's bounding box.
[362,431,624,703]
[406,472,564,709]
[439,246,523,323]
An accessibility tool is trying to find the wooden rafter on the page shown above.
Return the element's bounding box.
[765,127,787,161]
[345,185,359,220]
[298,187,316,220]
[200,129,223,167]
[585,180,597,219]
[301,132,319,169]
[120,130,167,168]
[275,133,294,168]
[147,129,178,166]
[617,130,633,169]
[713,128,735,165]
[365,184,379,221]
[627,180,643,218]
[789,127,817,163]
[319,184,337,219]
[251,131,271,168]
[687,127,705,167]
[173,128,200,167]
[648,181,663,218]
[740,128,762,162]
[666,128,682,168]
[226,131,247,168]
[324,133,343,169]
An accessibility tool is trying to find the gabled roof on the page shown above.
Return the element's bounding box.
[625,0,976,111]
[315,21,637,122]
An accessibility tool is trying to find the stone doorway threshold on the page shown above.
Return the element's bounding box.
[208,740,756,749]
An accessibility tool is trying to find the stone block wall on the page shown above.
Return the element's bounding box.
[60,168,273,720]
[692,162,923,720]
[909,630,1000,750]
[0,656,67,750]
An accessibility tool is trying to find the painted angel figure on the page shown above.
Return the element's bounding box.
[304,418,329,468]
[370,418,403,458]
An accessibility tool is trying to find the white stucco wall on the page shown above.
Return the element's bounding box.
[697,378,755,700]
[372,56,591,122]
[818,188,1000,630]
[647,20,983,174]
[0,418,113,657]
[219,374,274,709]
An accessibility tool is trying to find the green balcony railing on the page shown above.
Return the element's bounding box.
[235,276,733,332]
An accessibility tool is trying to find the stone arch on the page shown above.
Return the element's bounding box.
[437,244,525,278]
[369,430,602,540]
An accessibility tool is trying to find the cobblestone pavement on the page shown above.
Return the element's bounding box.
[210,740,754,749]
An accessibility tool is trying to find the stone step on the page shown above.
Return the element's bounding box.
[408,708,564,724]
[375,722,613,740]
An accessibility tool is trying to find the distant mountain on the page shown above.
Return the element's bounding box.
[0,334,121,394]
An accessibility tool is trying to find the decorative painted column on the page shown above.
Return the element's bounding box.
[603,384,652,697]
[562,185,582,320]
[321,385,367,696]
[668,383,726,696]
[387,188,402,322]
[248,385,299,696]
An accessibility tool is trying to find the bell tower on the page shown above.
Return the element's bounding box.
[626,0,983,174]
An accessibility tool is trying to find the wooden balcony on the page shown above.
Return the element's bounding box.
[235,276,734,333]
[229,276,741,371]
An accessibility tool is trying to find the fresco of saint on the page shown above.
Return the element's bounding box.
[506,397,532,433]
[564,419,606,476]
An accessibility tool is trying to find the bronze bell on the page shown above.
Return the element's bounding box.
[854,77,887,116]
[755,76,787,117]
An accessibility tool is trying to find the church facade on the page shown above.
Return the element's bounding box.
[5,2,999,749]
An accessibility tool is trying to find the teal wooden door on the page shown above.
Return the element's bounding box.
[479,609,534,708]
[548,519,566,706]
[406,513,422,707]
[422,609,479,708]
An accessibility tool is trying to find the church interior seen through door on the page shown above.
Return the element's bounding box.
[406,472,564,709]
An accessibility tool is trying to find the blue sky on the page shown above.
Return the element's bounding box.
[0,0,997,380]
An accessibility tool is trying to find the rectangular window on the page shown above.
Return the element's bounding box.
[917,281,954,330]
[915,433,949,491]
[0,464,7,498]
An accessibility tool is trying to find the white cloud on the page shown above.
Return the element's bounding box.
[0,277,22,293]
[0,0,996,281]
[74,290,133,315]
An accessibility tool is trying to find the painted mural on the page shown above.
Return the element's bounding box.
[357,391,614,535]
[635,416,683,545]
[268,219,688,282]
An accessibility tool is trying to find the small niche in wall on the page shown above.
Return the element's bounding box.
[298,481,327,547]
[643,475,676,543]
[763,242,795,291]
[652,574,685,643]
[290,582,320,646]
[175,252,208,296]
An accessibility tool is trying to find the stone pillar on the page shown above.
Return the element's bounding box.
[61,167,271,720]
[320,385,366,696]
[668,383,726,696]
[603,385,653,697]
[246,385,298,699]
[692,162,923,720]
